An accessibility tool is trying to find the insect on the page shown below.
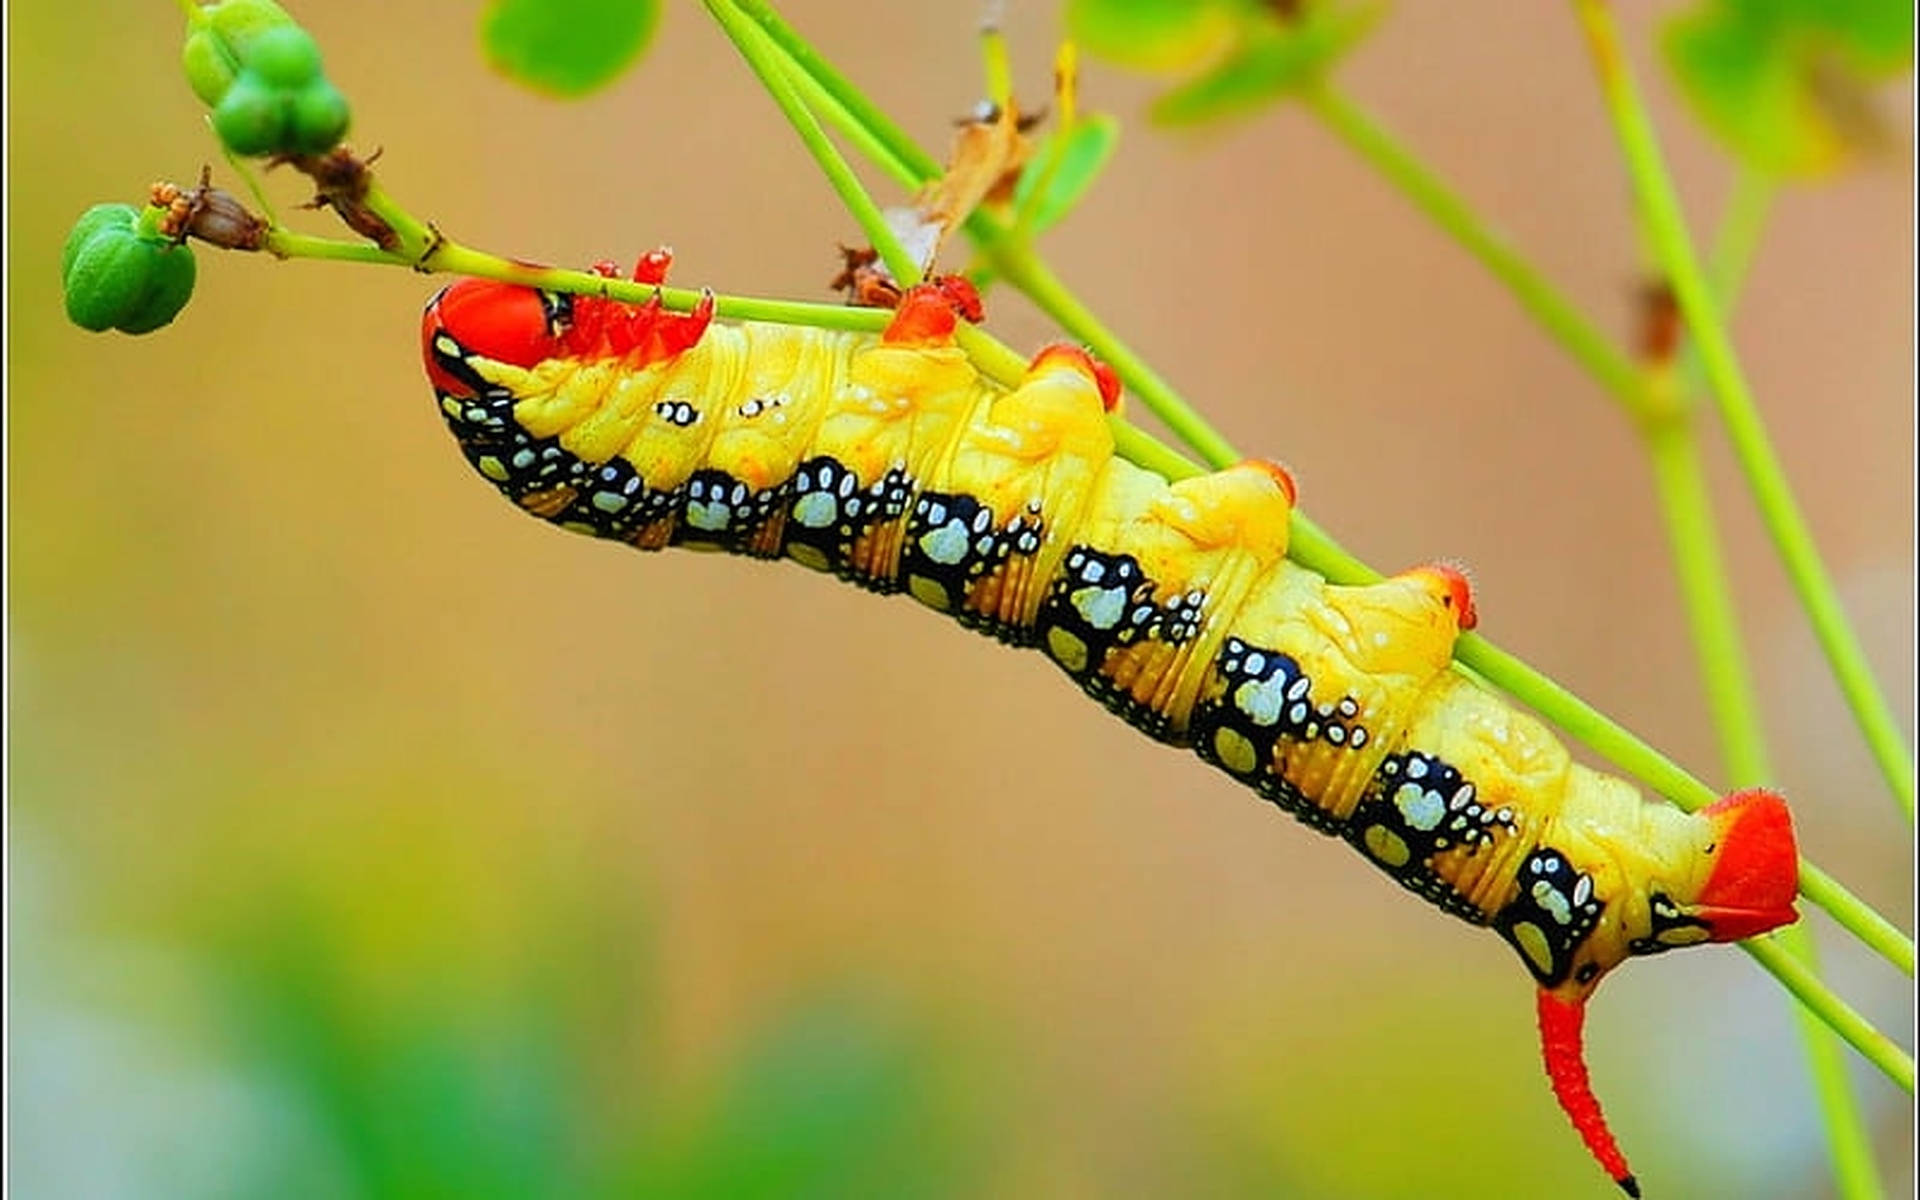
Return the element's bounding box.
[421,254,1801,1196]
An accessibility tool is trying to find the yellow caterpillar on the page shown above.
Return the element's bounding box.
[421,260,1800,1195]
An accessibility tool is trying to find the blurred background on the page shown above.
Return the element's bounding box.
[8,1,1913,1196]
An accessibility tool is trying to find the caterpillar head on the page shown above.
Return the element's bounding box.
[422,260,717,396]
[1529,787,1799,1196]
[421,279,568,396]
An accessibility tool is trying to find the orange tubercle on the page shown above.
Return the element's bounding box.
[1028,343,1121,411]
[882,283,961,345]
[1404,561,1477,630]
[1694,789,1800,942]
[1240,459,1298,507]
[633,246,675,285]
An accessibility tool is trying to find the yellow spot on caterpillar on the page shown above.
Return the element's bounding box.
[1512,921,1555,975]
[1363,824,1411,867]
[787,543,831,572]
[1047,626,1089,673]
[909,575,951,610]
[1657,925,1710,948]
[477,456,509,483]
[434,334,461,359]
[1213,727,1259,776]
[441,396,463,417]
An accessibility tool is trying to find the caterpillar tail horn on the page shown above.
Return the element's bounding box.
[1537,988,1638,1197]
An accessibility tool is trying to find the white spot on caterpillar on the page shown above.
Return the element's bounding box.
[686,500,730,531]
[920,520,971,565]
[1572,875,1593,907]
[1072,585,1127,630]
[1394,782,1445,831]
[1233,675,1289,726]
[1532,881,1574,925]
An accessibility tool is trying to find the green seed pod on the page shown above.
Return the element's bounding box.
[113,241,199,335]
[211,71,289,156]
[181,29,238,107]
[245,24,322,88]
[62,203,140,279]
[61,206,197,334]
[287,77,351,154]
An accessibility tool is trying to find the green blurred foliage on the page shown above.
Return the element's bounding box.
[1012,113,1121,237]
[1662,0,1913,178]
[1067,0,1381,126]
[481,0,663,98]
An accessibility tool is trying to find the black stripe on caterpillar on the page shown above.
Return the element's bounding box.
[421,257,1801,1195]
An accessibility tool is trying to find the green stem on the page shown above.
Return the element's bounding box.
[1300,82,1659,425]
[1648,411,1883,1195]
[1746,933,1915,1093]
[1646,416,1775,782]
[705,0,923,288]
[729,0,944,180]
[1574,0,1915,821]
[1648,171,1880,1199]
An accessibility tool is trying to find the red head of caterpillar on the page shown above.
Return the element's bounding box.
[421,257,1800,1196]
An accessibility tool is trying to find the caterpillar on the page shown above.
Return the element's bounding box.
[421,255,1801,1196]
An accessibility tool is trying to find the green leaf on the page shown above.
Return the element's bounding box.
[481,0,662,98]
[1662,0,1911,179]
[1066,0,1244,74]
[1149,3,1383,127]
[1012,113,1121,236]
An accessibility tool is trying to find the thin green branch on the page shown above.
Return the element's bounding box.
[730,0,944,181]
[1646,417,1776,783]
[1299,82,1660,426]
[1647,171,1879,1200]
[1573,0,1916,821]
[704,0,922,287]
[1745,934,1916,1094]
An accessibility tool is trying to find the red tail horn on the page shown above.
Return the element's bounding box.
[1538,989,1639,1197]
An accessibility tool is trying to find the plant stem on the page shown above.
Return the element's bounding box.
[1745,934,1915,1094]
[1573,0,1915,821]
[704,0,923,287]
[1645,414,1775,782]
[1300,82,1659,426]
[729,0,944,181]
[1646,170,1881,1200]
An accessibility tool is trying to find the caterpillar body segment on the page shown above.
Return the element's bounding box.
[422,264,1800,1194]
